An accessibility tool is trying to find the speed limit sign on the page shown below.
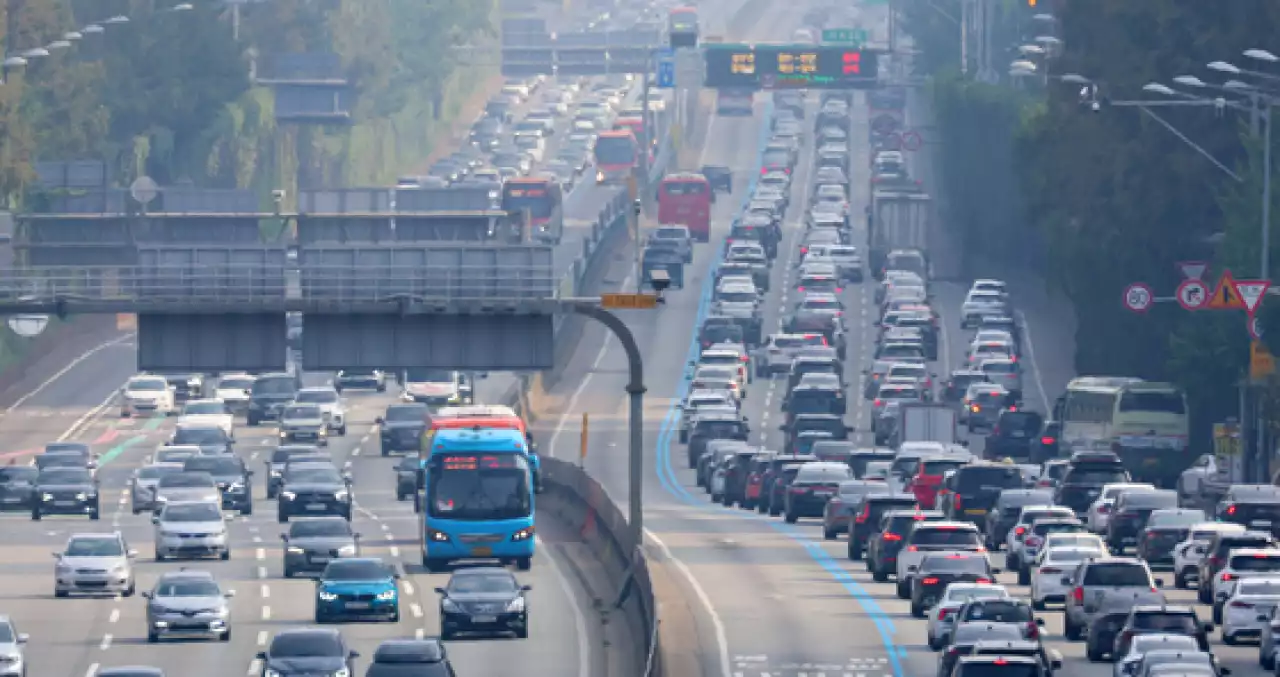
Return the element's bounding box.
[1123,283,1154,313]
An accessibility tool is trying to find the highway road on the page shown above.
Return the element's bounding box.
[525,8,1274,677]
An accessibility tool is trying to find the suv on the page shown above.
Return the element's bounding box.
[686,413,748,469]
[1061,557,1165,640]
[143,569,233,642]
[1195,530,1276,604]
[867,510,945,580]
[941,463,1025,523]
[294,387,348,436]
[54,532,137,597]
[984,488,1054,550]
[847,493,918,560]
[984,410,1044,459]
[377,404,429,456]
[1106,489,1179,552]
[1110,604,1212,663]
[895,521,986,598]
[247,372,301,426]
[1208,547,1280,623]
[1216,484,1280,536]
[783,462,851,523]
[1014,517,1088,584]
[182,455,252,515]
[1055,451,1131,515]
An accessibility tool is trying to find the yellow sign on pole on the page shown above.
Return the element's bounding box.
[579,413,588,465]
[1214,421,1242,457]
[116,313,137,331]
[600,293,659,309]
[1252,340,1276,380]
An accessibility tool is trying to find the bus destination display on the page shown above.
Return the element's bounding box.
[704,44,878,89]
[439,454,522,470]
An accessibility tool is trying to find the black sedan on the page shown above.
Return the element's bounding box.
[377,403,428,456]
[182,455,253,515]
[436,566,531,640]
[277,465,353,522]
[909,553,997,617]
[0,465,38,510]
[281,516,361,577]
[32,467,99,520]
[256,628,359,677]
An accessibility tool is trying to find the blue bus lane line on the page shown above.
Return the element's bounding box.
[649,97,907,675]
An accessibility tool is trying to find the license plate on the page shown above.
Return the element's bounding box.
[1252,520,1273,529]
[54,500,75,507]
[814,490,833,496]
[345,602,371,609]
[472,547,493,557]
[966,508,987,515]
[471,615,497,623]
[306,503,327,510]
[1011,431,1026,437]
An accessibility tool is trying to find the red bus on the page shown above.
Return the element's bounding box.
[501,177,564,244]
[669,7,698,47]
[657,173,713,242]
[594,129,638,184]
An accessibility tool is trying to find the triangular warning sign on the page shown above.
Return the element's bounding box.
[1207,270,1246,310]
[1235,279,1271,314]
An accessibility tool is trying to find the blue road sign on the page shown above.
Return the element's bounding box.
[657,59,675,88]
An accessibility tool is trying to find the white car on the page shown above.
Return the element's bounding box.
[693,366,743,400]
[1221,576,1280,644]
[178,400,235,439]
[969,279,1008,299]
[1085,482,1156,533]
[294,387,347,435]
[1113,633,1201,677]
[1212,548,1280,622]
[213,374,254,412]
[1004,505,1076,569]
[1172,522,1247,589]
[894,521,986,597]
[1042,532,1108,555]
[960,290,1008,328]
[1030,546,1105,609]
[925,582,1010,650]
[121,375,177,417]
[152,501,230,561]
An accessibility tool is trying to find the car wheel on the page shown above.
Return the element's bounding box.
[147,631,159,643]
[784,512,798,524]
[338,425,347,436]
[910,601,924,618]
[89,509,100,521]
[1064,616,1082,641]
[1174,569,1187,589]
[823,527,836,541]
[220,549,230,561]
[221,628,231,642]
[895,580,909,599]
[278,512,289,523]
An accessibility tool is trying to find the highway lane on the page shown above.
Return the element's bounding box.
[0,376,600,677]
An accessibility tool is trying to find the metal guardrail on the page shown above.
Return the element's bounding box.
[0,265,558,306]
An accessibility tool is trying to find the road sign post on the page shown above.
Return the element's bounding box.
[1123,283,1154,313]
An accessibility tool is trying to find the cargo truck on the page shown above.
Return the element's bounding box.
[868,186,932,279]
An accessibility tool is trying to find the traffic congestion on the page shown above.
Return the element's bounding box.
[656,72,1270,677]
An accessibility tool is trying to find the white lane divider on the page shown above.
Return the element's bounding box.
[257,630,269,646]
[390,545,401,558]
[108,608,119,624]
[99,634,112,650]
[403,581,415,595]
[260,584,270,598]
[255,548,265,560]
[247,659,262,676]
[410,603,423,618]
[261,606,271,620]
[257,566,268,579]
[85,663,99,677]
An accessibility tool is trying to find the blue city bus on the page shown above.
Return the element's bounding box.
[420,427,535,571]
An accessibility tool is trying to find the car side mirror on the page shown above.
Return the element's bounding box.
[1220,669,1231,676]
[907,565,918,572]
[1154,578,1164,588]
[350,650,360,658]
[280,534,288,541]
[522,584,533,591]
[127,549,138,558]
[1035,617,1045,626]
[51,552,60,559]
[434,587,446,595]
[225,590,237,598]
[375,417,384,425]
[343,473,354,483]
[15,634,27,644]
[141,591,152,599]
[1203,621,1214,633]
[991,567,1002,574]
[151,516,160,524]
[778,425,787,432]
[354,533,362,539]
[1050,657,1062,670]
[256,651,267,660]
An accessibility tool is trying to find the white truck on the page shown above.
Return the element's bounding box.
[893,402,958,448]
[869,187,932,279]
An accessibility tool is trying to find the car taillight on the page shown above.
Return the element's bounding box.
[1072,586,1084,603]
[1226,504,1237,515]
[937,608,951,620]
[1222,572,1235,581]
[1098,505,1111,514]
[946,646,961,658]
[797,286,805,292]
[1008,405,1018,412]
[975,578,991,584]
[921,577,940,585]
[740,355,749,362]
[971,405,980,412]
[1014,526,1026,537]
[883,533,902,541]
[1041,436,1056,445]
[992,426,1000,435]
[954,494,962,510]
[856,507,869,523]
[907,545,919,552]
[1026,536,1043,547]
[1039,567,1061,574]
[874,399,882,406]
[1231,600,1254,608]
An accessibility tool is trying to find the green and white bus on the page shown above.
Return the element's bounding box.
[1055,377,1190,485]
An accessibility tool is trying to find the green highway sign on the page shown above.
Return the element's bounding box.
[822,28,869,46]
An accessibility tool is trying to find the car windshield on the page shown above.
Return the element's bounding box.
[922,460,967,475]
[324,560,391,581]
[39,468,91,484]
[0,623,12,643]
[129,379,166,391]
[174,428,226,445]
[285,405,322,419]
[1148,511,1206,528]
[695,421,744,437]
[220,377,253,389]
[155,579,221,597]
[184,402,227,415]
[448,572,520,594]
[66,537,122,557]
[1125,492,1179,509]
[945,586,1008,604]
[385,406,426,422]
[960,600,1033,623]
[296,391,338,404]
[1083,563,1152,586]
[796,465,851,482]
[155,451,194,463]
[163,503,223,522]
[923,556,988,574]
[252,377,295,395]
[287,468,342,485]
[1118,391,1186,414]
[1069,468,1129,484]
[159,473,213,488]
[957,467,1024,492]
[914,528,981,547]
[291,520,352,538]
[1133,612,1200,633]
[35,455,83,469]
[1229,555,1280,571]
[270,633,343,657]
[955,664,1038,677]
[184,458,241,475]
[1131,634,1199,654]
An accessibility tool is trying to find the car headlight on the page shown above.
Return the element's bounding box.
[42,493,53,501]
[376,589,396,601]
[334,669,350,677]
[287,546,305,554]
[270,469,282,477]
[334,490,349,501]
[338,544,356,556]
[265,670,283,677]
[318,591,338,601]
[505,597,525,613]
[281,491,296,500]
[76,492,89,501]
[442,598,461,612]
[230,482,245,491]
[510,526,535,542]
[112,564,127,574]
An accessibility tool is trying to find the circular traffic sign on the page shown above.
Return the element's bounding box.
[902,130,923,152]
[1124,283,1154,313]
[1251,316,1264,340]
[1176,279,1209,311]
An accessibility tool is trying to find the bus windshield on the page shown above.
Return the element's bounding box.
[662,180,708,197]
[428,453,531,521]
[502,183,558,219]
[404,369,453,383]
[594,135,636,165]
[1118,390,1186,414]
